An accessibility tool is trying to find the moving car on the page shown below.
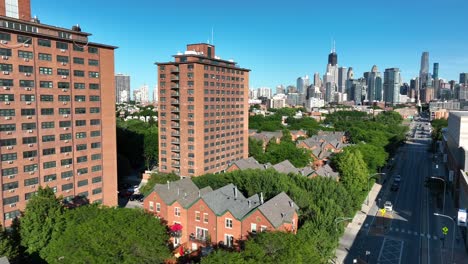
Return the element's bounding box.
[129,194,144,202]
[391,182,399,192]
[384,201,393,212]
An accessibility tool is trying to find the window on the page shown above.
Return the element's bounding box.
[38,39,51,47]
[251,223,257,233]
[60,133,71,140]
[91,153,101,160]
[25,191,37,200]
[57,69,69,76]
[91,165,102,172]
[17,50,32,59]
[149,201,154,211]
[73,45,84,52]
[39,67,52,75]
[73,57,84,64]
[203,213,209,223]
[56,42,68,50]
[43,161,56,169]
[0,63,12,72]
[76,132,86,139]
[57,55,69,63]
[18,65,33,73]
[89,83,99,90]
[88,59,99,66]
[59,108,70,114]
[225,218,233,228]
[75,95,85,102]
[75,120,86,126]
[78,179,88,187]
[3,195,19,205]
[40,81,53,88]
[74,70,84,77]
[92,188,102,195]
[91,142,101,149]
[76,144,87,151]
[61,171,73,179]
[196,227,208,241]
[61,158,72,166]
[41,108,54,115]
[0,138,16,146]
[42,148,55,156]
[174,207,180,217]
[1,167,17,177]
[76,156,87,163]
[90,131,100,137]
[23,164,38,172]
[88,47,99,54]
[1,153,16,161]
[42,135,55,142]
[0,109,15,116]
[0,94,14,101]
[260,226,267,232]
[0,33,11,41]
[23,151,37,158]
[40,95,53,102]
[4,210,20,220]
[58,95,70,101]
[89,71,99,78]
[92,176,102,183]
[19,80,34,87]
[224,234,234,248]
[20,95,35,102]
[74,83,85,89]
[3,181,18,191]
[156,203,161,212]
[89,96,100,101]
[41,121,54,129]
[195,211,200,221]
[62,183,73,191]
[21,123,35,130]
[90,107,100,113]
[38,53,52,61]
[75,108,86,114]
[44,174,57,182]
[59,121,71,128]
[0,124,15,132]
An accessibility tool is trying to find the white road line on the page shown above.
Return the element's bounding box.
[398,240,405,264]
[378,237,387,262]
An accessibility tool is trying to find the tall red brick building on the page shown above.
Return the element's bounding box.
[157,44,249,177]
[0,0,117,226]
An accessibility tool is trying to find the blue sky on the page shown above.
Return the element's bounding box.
[33,0,468,92]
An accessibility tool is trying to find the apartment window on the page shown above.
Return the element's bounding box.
[174,207,180,217]
[19,65,33,73]
[61,158,72,166]
[41,122,54,129]
[42,148,56,156]
[38,53,52,61]
[90,107,100,113]
[62,183,73,191]
[59,108,70,115]
[61,171,73,179]
[90,96,100,102]
[39,67,52,75]
[88,47,99,54]
[25,191,37,200]
[74,70,84,77]
[58,95,70,101]
[57,69,69,76]
[24,164,38,172]
[73,45,84,52]
[59,121,71,128]
[75,120,86,126]
[60,133,71,140]
[21,123,35,130]
[76,156,87,163]
[89,72,99,78]
[20,95,35,102]
[88,59,99,66]
[90,131,100,137]
[60,146,72,153]
[75,95,85,102]
[92,176,102,183]
[91,165,102,172]
[4,210,20,220]
[89,83,99,90]
[1,167,17,177]
[76,132,86,139]
[3,195,19,206]
[56,42,68,50]
[76,144,87,151]
[225,218,233,228]
[91,142,101,149]
[40,95,53,102]
[78,179,88,187]
[0,138,16,146]
[18,50,32,59]
[92,188,102,195]
[57,55,69,63]
[40,81,53,88]
[75,108,86,114]
[0,94,14,101]
[0,33,11,41]
[91,154,101,161]
[195,211,200,221]
[41,108,54,115]
[0,63,12,72]
[74,83,85,89]
[42,135,55,142]
[3,181,18,191]
[19,80,34,87]
[0,109,14,116]
[44,174,57,182]
[77,168,88,175]
[0,124,15,132]
[1,153,16,161]
[23,151,37,158]
[73,57,84,64]
[43,161,56,169]
[38,39,51,47]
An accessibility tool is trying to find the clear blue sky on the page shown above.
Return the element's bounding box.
[33,0,468,92]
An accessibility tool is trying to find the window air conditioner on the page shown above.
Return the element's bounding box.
[28,129,33,133]
[7,161,13,164]
[3,71,9,75]
[4,101,10,105]
[28,143,33,147]
[61,75,67,79]
[29,158,33,161]
[6,146,12,150]
[9,203,16,207]
[24,58,29,62]
[26,102,31,105]
[4,116,11,120]
[8,175,14,179]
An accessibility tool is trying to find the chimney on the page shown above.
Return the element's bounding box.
[289,201,294,207]
[177,188,180,196]
[248,200,251,208]
[198,190,201,197]
[260,192,264,204]
[233,187,237,198]
[184,192,187,199]
[281,213,284,218]
[167,181,170,189]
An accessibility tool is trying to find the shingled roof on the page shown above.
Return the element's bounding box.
[314,164,339,180]
[272,160,300,175]
[228,157,268,170]
[202,184,261,220]
[258,192,299,228]
[152,178,212,208]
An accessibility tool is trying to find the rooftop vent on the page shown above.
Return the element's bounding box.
[31,16,40,24]
[72,24,81,32]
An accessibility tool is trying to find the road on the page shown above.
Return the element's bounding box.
[345,116,466,264]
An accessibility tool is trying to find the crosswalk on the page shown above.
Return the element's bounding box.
[364,223,440,240]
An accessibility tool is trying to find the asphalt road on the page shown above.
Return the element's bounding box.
[345,117,461,264]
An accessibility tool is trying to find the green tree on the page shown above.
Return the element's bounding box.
[143,127,158,170]
[351,143,388,173]
[264,140,312,168]
[248,137,264,160]
[140,172,180,196]
[431,118,448,141]
[20,187,64,256]
[0,225,18,260]
[42,206,171,264]
[334,147,369,198]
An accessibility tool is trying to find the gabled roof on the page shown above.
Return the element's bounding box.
[228,157,267,170]
[273,160,300,175]
[258,192,299,228]
[202,184,261,220]
[249,131,283,142]
[152,178,211,208]
[314,164,339,179]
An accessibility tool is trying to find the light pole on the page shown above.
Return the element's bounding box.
[434,213,456,264]
[367,173,386,206]
[430,176,446,214]
[335,217,353,231]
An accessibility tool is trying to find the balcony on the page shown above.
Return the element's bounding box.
[172,155,180,160]
[171,76,179,81]
[171,100,179,104]
[172,163,180,167]
[171,108,180,112]
[189,234,210,245]
[171,84,179,89]
[172,123,180,128]
[171,115,180,120]
[171,67,179,73]
[171,92,180,97]
[171,140,180,144]
[171,132,180,137]
[171,148,180,152]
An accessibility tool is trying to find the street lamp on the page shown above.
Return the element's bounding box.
[434,213,456,264]
[367,173,386,206]
[334,216,353,231]
[430,176,446,214]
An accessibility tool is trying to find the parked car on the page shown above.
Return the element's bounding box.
[384,201,393,212]
[394,175,401,183]
[129,194,144,202]
[391,182,399,192]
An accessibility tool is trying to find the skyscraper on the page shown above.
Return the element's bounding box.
[153,85,158,103]
[296,77,305,94]
[328,42,338,66]
[313,72,322,88]
[257,87,272,98]
[383,68,402,105]
[433,63,439,80]
[115,74,130,103]
[337,67,348,93]
[276,85,285,95]
[460,73,468,85]
[419,52,430,88]
[0,0,118,226]
[367,65,383,102]
[347,67,354,80]
[157,43,249,177]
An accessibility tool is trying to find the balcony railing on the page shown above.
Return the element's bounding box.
[171,67,179,73]
[171,108,180,112]
[189,234,209,244]
[171,76,179,81]
[172,124,180,128]
[172,155,180,159]
[171,148,180,152]
[171,132,180,136]
[171,140,180,144]
[171,100,179,104]
[171,85,179,89]
[171,116,180,120]
[171,92,180,96]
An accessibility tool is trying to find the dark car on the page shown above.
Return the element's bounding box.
[391,182,399,192]
[130,194,144,202]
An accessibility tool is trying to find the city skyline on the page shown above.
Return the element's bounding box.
[33,0,468,90]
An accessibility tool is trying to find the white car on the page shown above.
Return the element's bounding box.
[384,201,393,212]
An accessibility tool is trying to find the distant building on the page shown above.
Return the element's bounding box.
[269,94,287,109]
[347,79,366,105]
[115,74,130,103]
[433,63,439,80]
[367,65,383,102]
[297,75,309,94]
[313,72,322,88]
[419,51,430,88]
[337,67,348,93]
[257,87,272,99]
[383,68,401,105]
[460,73,468,85]
[249,89,257,99]
[307,97,325,108]
[287,93,300,107]
[276,85,285,95]
[153,85,158,103]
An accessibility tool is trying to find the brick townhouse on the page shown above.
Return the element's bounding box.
[143,178,298,251]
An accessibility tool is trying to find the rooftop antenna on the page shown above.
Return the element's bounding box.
[333,39,336,53]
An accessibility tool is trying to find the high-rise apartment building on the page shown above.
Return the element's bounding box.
[115,74,130,103]
[419,51,430,88]
[383,68,401,105]
[257,87,272,99]
[367,65,383,102]
[157,43,249,177]
[0,0,117,226]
